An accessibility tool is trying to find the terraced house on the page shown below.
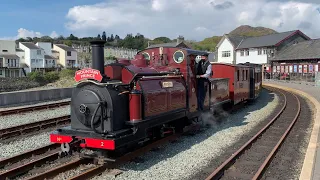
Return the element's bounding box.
[0,40,24,77]
[216,30,310,65]
[52,44,77,68]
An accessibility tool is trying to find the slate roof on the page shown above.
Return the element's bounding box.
[16,48,24,52]
[227,35,245,47]
[44,55,57,59]
[0,54,20,59]
[20,42,41,49]
[55,44,76,51]
[236,30,309,49]
[271,39,320,61]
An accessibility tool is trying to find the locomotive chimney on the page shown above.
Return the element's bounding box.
[90,40,106,75]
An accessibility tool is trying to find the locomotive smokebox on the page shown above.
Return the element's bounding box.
[90,40,106,75]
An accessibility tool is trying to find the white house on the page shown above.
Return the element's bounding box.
[36,42,57,68]
[0,40,24,77]
[52,44,77,68]
[215,34,244,64]
[216,30,311,65]
[18,42,46,73]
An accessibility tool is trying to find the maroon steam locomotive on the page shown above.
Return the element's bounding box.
[50,40,262,159]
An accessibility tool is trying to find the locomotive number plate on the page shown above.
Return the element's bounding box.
[162,81,173,88]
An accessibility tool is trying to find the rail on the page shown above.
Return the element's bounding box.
[205,86,301,179]
[0,101,70,116]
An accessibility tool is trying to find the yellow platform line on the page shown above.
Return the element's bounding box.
[263,83,320,180]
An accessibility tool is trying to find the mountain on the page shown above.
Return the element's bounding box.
[229,25,278,37]
[193,25,277,51]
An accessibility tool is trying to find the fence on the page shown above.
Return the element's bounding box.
[264,72,318,86]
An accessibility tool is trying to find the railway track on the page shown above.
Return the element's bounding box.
[0,115,70,140]
[0,125,198,180]
[0,100,70,116]
[205,87,301,180]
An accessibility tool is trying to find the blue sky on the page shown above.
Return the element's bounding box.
[1,0,320,41]
[0,0,102,38]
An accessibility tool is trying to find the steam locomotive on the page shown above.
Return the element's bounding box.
[50,40,262,160]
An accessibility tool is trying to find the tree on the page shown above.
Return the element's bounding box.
[26,37,33,42]
[67,34,78,40]
[153,37,171,43]
[102,31,107,41]
[110,34,114,41]
[64,40,72,46]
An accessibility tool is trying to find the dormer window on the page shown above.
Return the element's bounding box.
[37,50,41,55]
[67,51,71,56]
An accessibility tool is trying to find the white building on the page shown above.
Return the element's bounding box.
[216,30,311,65]
[36,42,57,68]
[52,44,77,68]
[215,34,244,64]
[18,42,47,73]
[0,40,24,77]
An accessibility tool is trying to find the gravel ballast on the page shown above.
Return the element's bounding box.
[89,89,279,180]
[0,131,51,159]
[0,98,70,110]
[0,106,70,129]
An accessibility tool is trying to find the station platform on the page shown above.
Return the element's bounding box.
[263,80,320,180]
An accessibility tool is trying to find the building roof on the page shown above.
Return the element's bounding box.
[44,55,57,59]
[227,35,245,47]
[54,44,76,51]
[16,48,24,52]
[20,42,41,49]
[236,30,310,49]
[271,39,320,61]
[0,54,20,59]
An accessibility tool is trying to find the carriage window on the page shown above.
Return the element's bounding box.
[142,52,150,60]
[173,50,184,63]
[237,70,240,81]
[242,70,245,81]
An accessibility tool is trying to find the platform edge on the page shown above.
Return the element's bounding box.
[263,83,320,180]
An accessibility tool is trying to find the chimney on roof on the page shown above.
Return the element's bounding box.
[177,35,184,45]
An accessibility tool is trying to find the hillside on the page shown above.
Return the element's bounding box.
[193,25,277,51]
[229,25,277,37]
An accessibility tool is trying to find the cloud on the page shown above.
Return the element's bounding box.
[0,28,59,40]
[65,0,320,40]
[210,0,234,10]
[298,21,312,29]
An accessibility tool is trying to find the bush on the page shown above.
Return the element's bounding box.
[59,69,76,79]
[27,71,44,82]
[44,71,59,83]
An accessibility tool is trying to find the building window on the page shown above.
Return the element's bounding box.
[263,49,267,54]
[0,70,2,75]
[246,50,249,56]
[31,59,35,63]
[7,59,9,65]
[258,48,262,55]
[222,51,231,57]
[67,51,72,56]
[37,50,41,55]
[46,60,48,64]
[240,50,244,56]
[2,50,8,52]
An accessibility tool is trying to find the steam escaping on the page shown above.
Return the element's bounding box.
[199,97,231,128]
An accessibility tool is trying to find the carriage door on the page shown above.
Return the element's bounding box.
[249,68,255,99]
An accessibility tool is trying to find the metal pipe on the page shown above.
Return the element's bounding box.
[90,40,106,75]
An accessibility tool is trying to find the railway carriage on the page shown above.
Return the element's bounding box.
[49,40,261,161]
[210,63,251,105]
[238,62,262,100]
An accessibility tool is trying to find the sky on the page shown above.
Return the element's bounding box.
[0,0,320,41]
